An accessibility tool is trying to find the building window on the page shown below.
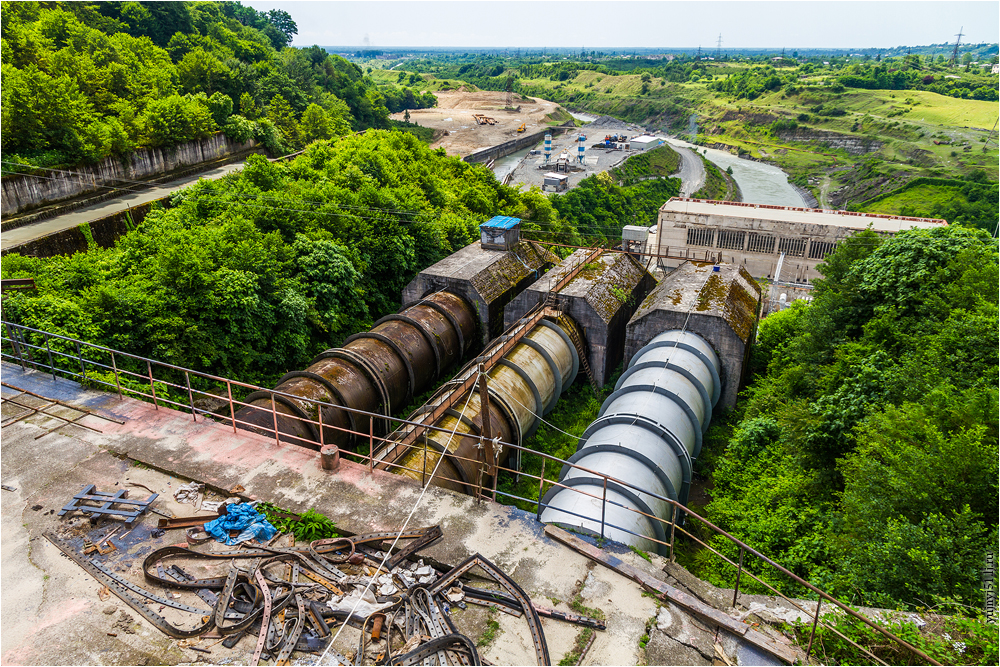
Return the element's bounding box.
[686,227,714,247]
[808,240,836,259]
[717,230,745,250]
[747,232,776,254]
[778,237,807,257]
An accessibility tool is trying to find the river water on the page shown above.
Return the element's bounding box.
[660,137,805,207]
[491,146,534,183]
[568,111,598,123]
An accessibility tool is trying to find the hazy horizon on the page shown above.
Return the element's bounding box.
[244,1,1000,51]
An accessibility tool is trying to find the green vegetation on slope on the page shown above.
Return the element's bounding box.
[0,131,561,386]
[854,171,999,233]
[540,172,680,247]
[0,1,436,173]
[697,227,998,617]
[610,144,681,185]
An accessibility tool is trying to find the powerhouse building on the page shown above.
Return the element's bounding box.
[652,198,948,283]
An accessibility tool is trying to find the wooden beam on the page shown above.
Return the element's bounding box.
[543,525,797,665]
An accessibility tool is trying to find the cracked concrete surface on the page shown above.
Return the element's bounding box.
[0,365,677,665]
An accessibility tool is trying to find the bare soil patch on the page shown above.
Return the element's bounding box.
[391,91,567,156]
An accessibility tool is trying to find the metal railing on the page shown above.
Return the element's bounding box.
[0,320,938,666]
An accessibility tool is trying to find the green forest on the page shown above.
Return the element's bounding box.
[0,131,648,386]
[0,0,436,172]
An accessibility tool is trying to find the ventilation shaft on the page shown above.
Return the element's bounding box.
[377,314,581,495]
[235,292,477,448]
[538,330,721,556]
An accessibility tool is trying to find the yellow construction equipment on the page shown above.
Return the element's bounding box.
[516,123,526,133]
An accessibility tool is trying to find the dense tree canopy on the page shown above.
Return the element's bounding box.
[0,132,619,385]
[0,1,436,171]
[703,226,998,611]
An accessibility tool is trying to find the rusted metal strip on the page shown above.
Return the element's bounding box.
[430,553,550,665]
[251,568,272,666]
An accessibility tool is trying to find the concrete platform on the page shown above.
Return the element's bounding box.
[1,361,804,665]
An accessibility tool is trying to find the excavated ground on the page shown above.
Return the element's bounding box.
[389,91,567,157]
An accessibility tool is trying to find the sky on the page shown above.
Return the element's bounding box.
[244,1,1000,50]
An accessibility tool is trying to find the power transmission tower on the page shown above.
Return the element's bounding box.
[716,33,722,59]
[950,26,964,66]
[697,45,702,59]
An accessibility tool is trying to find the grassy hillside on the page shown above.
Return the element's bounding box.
[461,58,999,209]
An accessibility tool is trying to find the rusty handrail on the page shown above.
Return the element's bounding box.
[0,319,939,665]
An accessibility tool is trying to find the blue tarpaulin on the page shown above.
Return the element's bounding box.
[203,503,277,545]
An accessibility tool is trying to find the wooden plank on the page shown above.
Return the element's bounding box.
[543,525,796,665]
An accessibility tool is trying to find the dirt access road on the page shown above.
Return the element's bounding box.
[390,90,567,157]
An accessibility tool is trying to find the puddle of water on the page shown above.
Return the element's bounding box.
[663,137,805,207]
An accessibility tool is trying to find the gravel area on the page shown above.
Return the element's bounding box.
[505,118,654,192]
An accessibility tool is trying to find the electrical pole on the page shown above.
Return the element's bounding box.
[950,26,964,66]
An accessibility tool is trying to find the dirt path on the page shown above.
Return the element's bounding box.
[819,174,832,209]
[667,142,706,197]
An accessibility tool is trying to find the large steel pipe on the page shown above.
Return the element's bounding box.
[390,317,580,495]
[538,330,721,556]
[235,291,477,448]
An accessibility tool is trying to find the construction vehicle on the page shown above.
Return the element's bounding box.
[516,123,526,133]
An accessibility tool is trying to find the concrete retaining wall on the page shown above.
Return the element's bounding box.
[463,123,577,165]
[1,197,169,259]
[2,134,256,217]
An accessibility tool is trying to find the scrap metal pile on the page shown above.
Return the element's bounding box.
[46,523,602,665]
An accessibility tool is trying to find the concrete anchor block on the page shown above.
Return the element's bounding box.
[320,445,341,472]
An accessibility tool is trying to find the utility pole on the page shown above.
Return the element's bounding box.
[950,26,964,66]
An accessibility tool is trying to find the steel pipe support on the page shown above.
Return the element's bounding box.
[391,316,581,495]
[234,291,477,449]
[539,330,721,556]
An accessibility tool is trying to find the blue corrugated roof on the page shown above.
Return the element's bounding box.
[480,215,521,230]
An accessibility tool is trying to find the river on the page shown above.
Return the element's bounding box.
[659,137,805,207]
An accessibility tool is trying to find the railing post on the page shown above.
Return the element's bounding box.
[45,333,56,381]
[17,327,37,371]
[491,447,499,502]
[227,381,236,434]
[76,341,85,379]
[421,433,428,488]
[669,504,680,562]
[6,322,25,370]
[600,476,608,539]
[805,598,823,661]
[537,458,546,511]
[732,547,744,607]
[270,392,279,446]
[147,360,158,409]
[184,370,196,421]
[318,405,325,449]
[368,415,374,473]
[110,351,123,400]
